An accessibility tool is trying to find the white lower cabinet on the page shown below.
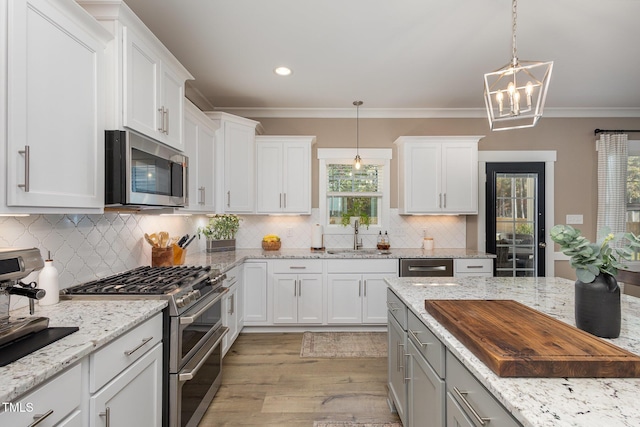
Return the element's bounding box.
[89,343,163,427]
[273,274,323,324]
[454,258,494,278]
[223,266,244,356]
[0,363,82,426]
[327,259,397,325]
[243,262,268,324]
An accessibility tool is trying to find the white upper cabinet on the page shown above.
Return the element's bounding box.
[256,136,315,214]
[2,0,111,213]
[206,112,261,213]
[79,1,193,151]
[181,100,216,212]
[395,136,483,215]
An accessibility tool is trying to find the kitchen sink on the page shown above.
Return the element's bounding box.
[326,249,392,255]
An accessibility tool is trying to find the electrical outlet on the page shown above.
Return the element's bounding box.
[566,214,583,225]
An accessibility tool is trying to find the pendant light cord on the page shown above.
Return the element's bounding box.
[511,0,518,66]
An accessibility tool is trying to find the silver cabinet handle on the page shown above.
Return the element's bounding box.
[280,193,282,208]
[18,145,30,192]
[443,193,446,208]
[158,107,165,132]
[408,329,430,347]
[198,186,205,205]
[396,342,402,371]
[439,193,442,208]
[283,193,287,208]
[124,336,153,356]
[99,407,111,427]
[404,353,411,383]
[289,266,307,270]
[387,301,399,311]
[298,279,302,297]
[466,265,485,269]
[164,107,169,134]
[398,343,405,370]
[363,279,367,297]
[453,387,490,426]
[293,279,297,297]
[358,280,362,297]
[227,191,231,207]
[29,409,54,426]
[229,293,235,315]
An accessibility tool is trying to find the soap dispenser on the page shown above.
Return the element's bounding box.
[38,251,59,306]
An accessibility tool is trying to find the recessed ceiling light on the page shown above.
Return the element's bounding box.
[274,66,292,76]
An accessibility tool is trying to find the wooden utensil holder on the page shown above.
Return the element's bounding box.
[152,246,174,267]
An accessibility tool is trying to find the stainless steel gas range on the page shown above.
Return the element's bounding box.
[63,265,228,427]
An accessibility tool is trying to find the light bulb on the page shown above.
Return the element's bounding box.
[354,154,362,170]
[496,91,504,114]
[525,81,533,108]
[507,82,515,95]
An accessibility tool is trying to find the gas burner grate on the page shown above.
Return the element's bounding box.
[65,266,217,295]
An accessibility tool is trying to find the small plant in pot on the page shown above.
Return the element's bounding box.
[550,224,640,338]
[197,214,242,252]
[340,197,371,228]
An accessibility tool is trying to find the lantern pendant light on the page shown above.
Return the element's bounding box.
[353,101,363,169]
[483,0,553,131]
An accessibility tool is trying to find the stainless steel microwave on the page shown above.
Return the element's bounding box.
[105,130,188,208]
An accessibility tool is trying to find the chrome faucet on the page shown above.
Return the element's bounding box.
[353,219,363,250]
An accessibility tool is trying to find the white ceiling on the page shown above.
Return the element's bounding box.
[123,0,640,117]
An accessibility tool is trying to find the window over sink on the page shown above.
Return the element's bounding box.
[318,149,391,234]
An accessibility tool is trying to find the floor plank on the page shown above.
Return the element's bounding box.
[199,332,401,427]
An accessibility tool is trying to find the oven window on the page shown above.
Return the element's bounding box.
[180,343,221,427]
[181,300,222,360]
[131,148,175,196]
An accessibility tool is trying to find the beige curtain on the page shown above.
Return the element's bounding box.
[597,133,628,236]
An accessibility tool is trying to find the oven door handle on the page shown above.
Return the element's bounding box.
[178,326,229,382]
[180,287,229,325]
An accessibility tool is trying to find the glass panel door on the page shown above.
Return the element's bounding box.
[486,163,545,277]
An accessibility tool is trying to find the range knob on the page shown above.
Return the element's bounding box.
[175,297,186,308]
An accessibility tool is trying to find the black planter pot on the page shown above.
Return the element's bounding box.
[575,273,621,338]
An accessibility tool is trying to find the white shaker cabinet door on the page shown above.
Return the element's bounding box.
[224,121,256,213]
[6,0,107,209]
[441,143,478,213]
[123,26,161,140]
[282,141,311,213]
[161,63,186,150]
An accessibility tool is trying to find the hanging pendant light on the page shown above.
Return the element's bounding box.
[353,101,363,170]
[483,0,553,131]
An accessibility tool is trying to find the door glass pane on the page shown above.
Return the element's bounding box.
[495,173,537,277]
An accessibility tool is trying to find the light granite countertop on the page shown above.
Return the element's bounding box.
[0,299,167,404]
[385,276,640,427]
[184,247,494,273]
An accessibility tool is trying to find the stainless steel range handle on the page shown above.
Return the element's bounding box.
[18,145,30,192]
[99,407,111,427]
[180,288,229,325]
[29,409,54,426]
[124,336,153,356]
[179,327,229,381]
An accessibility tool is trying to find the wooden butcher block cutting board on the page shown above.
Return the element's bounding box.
[424,299,640,377]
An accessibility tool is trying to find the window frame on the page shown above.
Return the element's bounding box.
[318,148,392,235]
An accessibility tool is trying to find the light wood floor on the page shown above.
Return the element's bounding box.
[199,332,401,427]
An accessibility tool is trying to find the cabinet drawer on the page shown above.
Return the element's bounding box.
[454,258,493,274]
[90,312,162,392]
[408,311,445,378]
[386,288,407,330]
[446,352,521,427]
[271,259,323,274]
[224,265,241,287]
[327,259,397,274]
[0,363,81,426]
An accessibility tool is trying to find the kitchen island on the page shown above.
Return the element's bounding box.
[386,276,640,427]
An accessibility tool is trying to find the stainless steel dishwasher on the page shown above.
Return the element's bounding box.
[399,258,453,277]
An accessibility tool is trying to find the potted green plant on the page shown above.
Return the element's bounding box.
[550,224,640,338]
[340,197,371,228]
[198,214,242,252]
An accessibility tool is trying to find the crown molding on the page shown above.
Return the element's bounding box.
[209,106,640,119]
